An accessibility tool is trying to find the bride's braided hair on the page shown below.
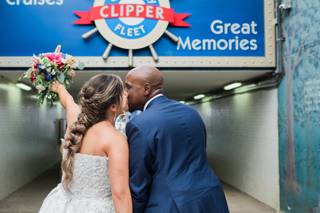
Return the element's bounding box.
[62,74,124,190]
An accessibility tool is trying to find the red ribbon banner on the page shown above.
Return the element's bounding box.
[74,4,191,27]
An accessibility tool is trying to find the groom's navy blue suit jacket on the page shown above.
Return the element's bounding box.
[126,96,229,213]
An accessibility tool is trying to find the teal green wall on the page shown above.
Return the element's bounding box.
[278,0,320,212]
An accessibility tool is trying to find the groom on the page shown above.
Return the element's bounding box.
[125,66,229,213]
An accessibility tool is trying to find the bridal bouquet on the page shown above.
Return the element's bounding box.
[21,45,84,105]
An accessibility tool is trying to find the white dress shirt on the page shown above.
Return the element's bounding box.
[143,94,164,111]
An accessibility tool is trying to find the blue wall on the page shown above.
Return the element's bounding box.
[0,0,265,57]
[278,0,320,212]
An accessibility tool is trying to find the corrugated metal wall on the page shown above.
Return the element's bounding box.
[278,0,320,212]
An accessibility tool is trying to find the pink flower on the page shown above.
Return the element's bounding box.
[54,53,62,60]
[30,72,35,82]
[58,63,65,70]
[45,53,55,61]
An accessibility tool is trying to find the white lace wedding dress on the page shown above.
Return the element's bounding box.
[39,153,115,213]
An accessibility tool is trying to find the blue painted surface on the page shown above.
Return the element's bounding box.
[0,0,265,57]
[278,0,320,212]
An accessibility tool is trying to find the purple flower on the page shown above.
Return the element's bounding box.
[45,73,52,81]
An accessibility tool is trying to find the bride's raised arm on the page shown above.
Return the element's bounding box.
[51,81,80,133]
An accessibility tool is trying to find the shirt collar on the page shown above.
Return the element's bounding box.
[143,94,164,111]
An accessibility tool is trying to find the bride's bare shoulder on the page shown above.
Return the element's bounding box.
[89,122,127,144]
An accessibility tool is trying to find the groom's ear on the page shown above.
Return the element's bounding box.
[144,83,151,96]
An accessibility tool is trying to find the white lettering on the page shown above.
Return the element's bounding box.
[177,20,260,52]
[211,19,259,35]
[239,39,249,50]
[119,4,125,16]
[136,4,144,16]
[56,0,63,5]
[210,20,224,34]
[100,5,109,18]
[223,23,231,34]
[6,0,64,5]
[6,0,16,5]
[177,37,191,50]
[23,0,32,5]
[127,27,133,37]
[192,39,202,50]
[251,21,258,34]
[231,23,240,34]
[111,5,119,17]
[119,25,126,36]
[217,39,228,50]
[114,23,146,37]
[114,23,122,32]
[137,25,146,34]
[202,39,217,50]
[250,39,258,50]
[235,36,240,50]
[145,5,154,18]
[126,4,135,16]
[177,36,259,51]
[38,0,45,5]
[228,39,235,50]
[46,0,55,5]
[156,7,164,20]
[241,23,251,34]
[134,27,141,36]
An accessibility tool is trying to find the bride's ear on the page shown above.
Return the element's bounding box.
[110,103,122,115]
[110,104,117,113]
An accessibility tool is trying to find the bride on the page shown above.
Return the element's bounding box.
[39,74,132,213]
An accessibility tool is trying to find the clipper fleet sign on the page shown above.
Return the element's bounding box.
[74,0,190,51]
[0,0,275,68]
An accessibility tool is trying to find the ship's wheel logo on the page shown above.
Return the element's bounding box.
[74,0,191,66]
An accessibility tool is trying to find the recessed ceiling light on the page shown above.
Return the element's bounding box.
[16,82,32,91]
[193,94,205,100]
[224,82,242,91]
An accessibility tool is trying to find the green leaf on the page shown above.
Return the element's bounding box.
[57,73,65,83]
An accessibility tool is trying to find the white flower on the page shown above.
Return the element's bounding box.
[51,69,57,75]
[36,85,45,92]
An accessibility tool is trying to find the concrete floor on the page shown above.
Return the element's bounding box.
[0,166,276,213]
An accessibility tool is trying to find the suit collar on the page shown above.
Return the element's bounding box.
[144,94,167,111]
